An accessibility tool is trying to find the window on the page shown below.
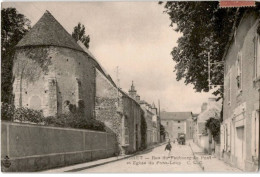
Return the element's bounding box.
[166,122,168,126]
[254,35,260,79]
[236,52,242,91]
[178,121,180,123]
[178,127,180,129]
[251,110,259,160]
[225,71,231,105]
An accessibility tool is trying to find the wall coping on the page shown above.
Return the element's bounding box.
[1,121,114,135]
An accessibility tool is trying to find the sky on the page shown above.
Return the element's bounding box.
[2,1,214,113]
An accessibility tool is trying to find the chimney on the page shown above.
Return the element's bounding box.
[151,102,157,115]
[201,102,208,113]
[136,95,140,102]
[208,97,217,102]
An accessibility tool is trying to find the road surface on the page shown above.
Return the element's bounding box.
[80,142,202,172]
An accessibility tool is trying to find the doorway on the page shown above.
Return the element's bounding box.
[235,126,244,170]
[136,124,138,151]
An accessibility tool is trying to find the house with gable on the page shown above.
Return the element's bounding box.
[160,111,193,141]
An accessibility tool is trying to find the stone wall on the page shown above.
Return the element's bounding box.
[1,121,118,172]
[140,105,154,146]
[186,119,193,140]
[122,95,142,153]
[94,68,123,152]
[95,68,143,154]
[13,46,96,118]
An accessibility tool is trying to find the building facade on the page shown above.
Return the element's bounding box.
[128,82,160,147]
[160,112,193,141]
[222,11,259,171]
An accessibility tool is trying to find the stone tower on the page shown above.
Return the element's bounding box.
[13,10,95,117]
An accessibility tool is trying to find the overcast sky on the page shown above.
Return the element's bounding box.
[3,1,214,113]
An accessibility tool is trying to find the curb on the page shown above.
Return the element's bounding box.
[63,142,166,172]
[188,142,205,171]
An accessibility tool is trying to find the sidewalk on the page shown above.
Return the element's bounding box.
[187,140,241,172]
[42,142,166,172]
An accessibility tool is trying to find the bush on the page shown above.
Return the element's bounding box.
[44,113,105,131]
[14,107,44,123]
[1,102,15,121]
[1,103,105,132]
[1,102,44,123]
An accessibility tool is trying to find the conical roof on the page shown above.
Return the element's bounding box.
[16,10,83,52]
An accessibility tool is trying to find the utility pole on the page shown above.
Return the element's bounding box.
[158,99,161,117]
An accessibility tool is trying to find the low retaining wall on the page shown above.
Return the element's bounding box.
[1,121,118,172]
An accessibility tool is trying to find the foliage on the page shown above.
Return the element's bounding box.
[140,114,147,149]
[14,107,44,123]
[1,102,15,121]
[72,22,90,49]
[1,8,31,104]
[205,117,221,143]
[160,2,260,99]
[45,113,105,131]
[160,123,166,136]
[1,102,44,123]
[1,103,105,132]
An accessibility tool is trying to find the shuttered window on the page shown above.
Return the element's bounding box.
[225,71,231,105]
[122,116,129,146]
[221,124,225,151]
[251,110,259,158]
[254,35,260,79]
[236,52,242,91]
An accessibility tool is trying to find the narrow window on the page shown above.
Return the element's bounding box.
[236,52,242,91]
[254,35,260,79]
[252,110,259,159]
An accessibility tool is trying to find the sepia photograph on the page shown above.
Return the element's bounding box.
[1,0,259,173]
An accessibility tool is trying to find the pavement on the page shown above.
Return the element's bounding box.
[187,140,241,172]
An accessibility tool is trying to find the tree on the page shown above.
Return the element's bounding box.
[160,2,260,99]
[160,123,165,137]
[1,8,31,104]
[205,117,221,144]
[72,23,90,49]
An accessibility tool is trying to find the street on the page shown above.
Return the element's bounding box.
[79,143,202,172]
